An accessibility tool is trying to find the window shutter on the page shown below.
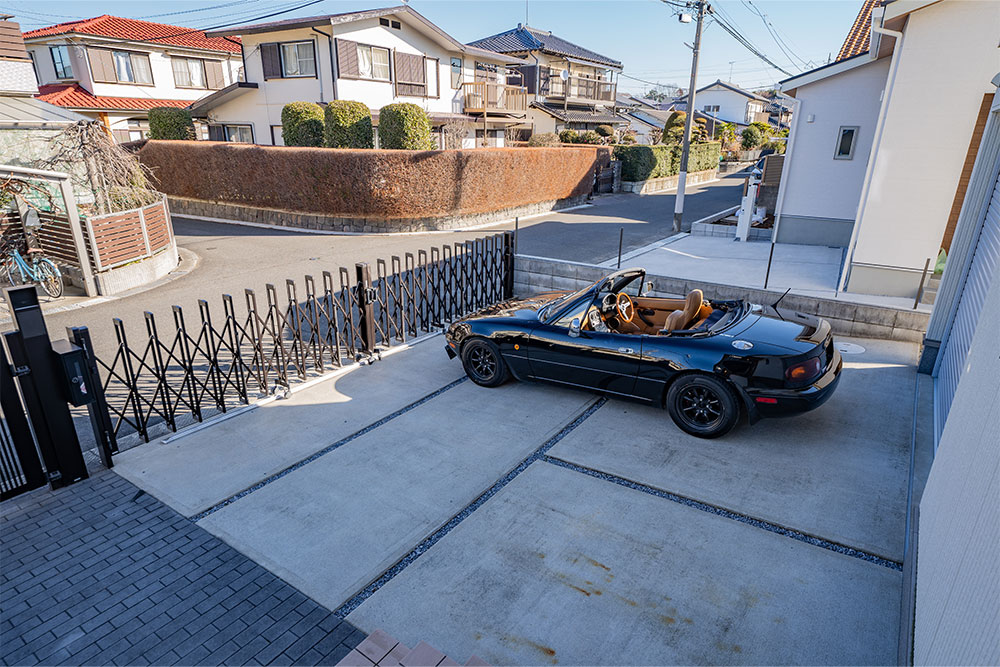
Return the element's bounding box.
[394,52,425,96]
[260,43,281,79]
[336,38,358,77]
[208,125,225,141]
[205,61,225,89]
[89,48,115,83]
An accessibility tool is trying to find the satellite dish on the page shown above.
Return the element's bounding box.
[559,69,569,81]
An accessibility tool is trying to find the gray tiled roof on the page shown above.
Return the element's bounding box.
[531,102,623,124]
[468,26,621,68]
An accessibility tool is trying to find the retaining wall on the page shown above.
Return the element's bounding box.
[514,254,928,342]
[621,168,718,194]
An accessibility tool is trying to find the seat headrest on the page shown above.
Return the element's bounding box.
[662,310,686,332]
[684,289,704,319]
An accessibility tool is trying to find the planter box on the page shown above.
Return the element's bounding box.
[621,168,718,195]
[691,220,773,241]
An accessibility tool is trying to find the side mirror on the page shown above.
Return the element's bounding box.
[642,281,654,296]
[569,317,581,338]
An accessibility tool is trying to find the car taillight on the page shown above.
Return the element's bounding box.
[785,357,822,383]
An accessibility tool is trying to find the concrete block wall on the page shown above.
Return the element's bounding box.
[621,168,718,195]
[168,195,589,233]
[514,255,929,342]
[691,221,773,241]
[93,239,179,296]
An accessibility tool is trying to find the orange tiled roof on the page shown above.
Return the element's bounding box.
[36,83,192,112]
[23,15,240,53]
[836,0,878,61]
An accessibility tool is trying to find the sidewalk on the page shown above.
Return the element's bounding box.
[0,471,365,666]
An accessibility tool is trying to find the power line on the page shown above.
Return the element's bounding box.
[742,0,810,71]
[136,0,261,20]
[136,0,328,43]
[709,12,792,76]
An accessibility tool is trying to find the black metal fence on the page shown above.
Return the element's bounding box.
[94,232,514,446]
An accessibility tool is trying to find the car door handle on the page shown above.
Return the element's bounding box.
[617,347,635,354]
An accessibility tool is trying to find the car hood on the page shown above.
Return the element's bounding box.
[726,304,831,354]
[467,291,568,320]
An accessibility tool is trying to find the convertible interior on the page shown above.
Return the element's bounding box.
[583,288,716,335]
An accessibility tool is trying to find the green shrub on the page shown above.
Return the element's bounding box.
[762,140,786,154]
[595,124,614,138]
[620,133,637,145]
[147,107,194,140]
[614,141,720,181]
[324,100,373,148]
[558,129,578,144]
[378,103,433,150]
[281,102,324,147]
[527,132,560,147]
[741,126,764,150]
[577,130,602,145]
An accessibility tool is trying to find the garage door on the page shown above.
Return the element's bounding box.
[934,171,1000,440]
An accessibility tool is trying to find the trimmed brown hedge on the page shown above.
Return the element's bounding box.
[137,141,611,220]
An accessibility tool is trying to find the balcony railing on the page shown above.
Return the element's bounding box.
[547,75,616,103]
[462,81,529,114]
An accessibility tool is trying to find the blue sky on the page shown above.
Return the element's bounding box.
[5,0,863,93]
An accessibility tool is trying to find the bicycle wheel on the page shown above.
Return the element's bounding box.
[3,257,23,286]
[35,258,63,298]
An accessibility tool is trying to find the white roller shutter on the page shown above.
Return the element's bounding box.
[934,172,1000,439]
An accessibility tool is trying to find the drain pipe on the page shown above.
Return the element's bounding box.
[313,27,337,101]
[309,29,328,103]
[837,24,905,293]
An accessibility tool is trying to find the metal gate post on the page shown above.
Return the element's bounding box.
[355,262,377,354]
[502,231,515,300]
[0,340,47,499]
[2,286,88,488]
[68,326,117,468]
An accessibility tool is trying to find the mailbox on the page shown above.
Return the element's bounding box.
[51,339,95,406]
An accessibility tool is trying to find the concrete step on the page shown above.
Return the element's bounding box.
[338,629,488,667]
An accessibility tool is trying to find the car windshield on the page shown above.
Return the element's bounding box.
[537,281,601,322]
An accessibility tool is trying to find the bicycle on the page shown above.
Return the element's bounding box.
[1,237,63,298]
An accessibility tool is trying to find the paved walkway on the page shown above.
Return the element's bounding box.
[0,471,365,666]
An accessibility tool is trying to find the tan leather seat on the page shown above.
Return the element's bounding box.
[661,289,704,332]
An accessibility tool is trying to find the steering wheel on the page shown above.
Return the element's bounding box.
[616,292,635,323]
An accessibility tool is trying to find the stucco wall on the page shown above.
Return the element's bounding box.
[913,265,999,666]
[779,57,890,227]
[849,1,1000,293]
[693,86,752,125]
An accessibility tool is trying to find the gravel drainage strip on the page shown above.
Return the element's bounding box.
[333,397,609,618]
[191,376,469,522]
[541,455,903,571]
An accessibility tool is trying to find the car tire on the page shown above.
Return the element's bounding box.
[461,338,510,387]
[666,374,740,439]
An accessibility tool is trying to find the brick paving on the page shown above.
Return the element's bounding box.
[0,471,365,666]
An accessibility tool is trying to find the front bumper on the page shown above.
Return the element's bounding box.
[744,348,843,418]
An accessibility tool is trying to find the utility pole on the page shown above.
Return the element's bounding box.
[673,0,708,233]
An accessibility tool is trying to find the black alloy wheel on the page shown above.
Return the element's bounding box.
[460,338,510,387]
[666,374,740,438]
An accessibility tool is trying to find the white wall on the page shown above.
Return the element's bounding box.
[25,39,238,101]
[914,262,999,666]
[850,1,1000,280]
[781,57,891,222]
[694,85,752,125]
[211,18,513,145]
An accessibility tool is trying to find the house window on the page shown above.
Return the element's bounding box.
[225,125,254,143]
[834,126,859,160]
[703,104,719,113]
[475,61,498,82]
[50,45,72,79]
[357,44,390,81]
[450,57,462,89]
[379,17,401,29]
[126,118,147,142]
[113,50,153,84]
[171,57,206,88]
[280,41,316,77]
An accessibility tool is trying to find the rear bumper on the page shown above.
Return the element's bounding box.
[744,349,843,418]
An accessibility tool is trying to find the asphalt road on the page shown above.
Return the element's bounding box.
[17,174,743,360]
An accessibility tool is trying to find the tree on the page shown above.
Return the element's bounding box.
[281,102,324,147]
[661,111,686,144]
[148,107,195,140]
[717,122,738,148]
[741,125,765,150]
[324,100,373,148]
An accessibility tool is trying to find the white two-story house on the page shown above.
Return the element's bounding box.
[22,15,242,142]
[683,80,771,129]
[193,5,529,148]
[468,24,624,137]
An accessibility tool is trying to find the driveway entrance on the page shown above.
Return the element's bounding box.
[113,333,917,665]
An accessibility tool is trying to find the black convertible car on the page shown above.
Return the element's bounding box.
[445,268,842,438]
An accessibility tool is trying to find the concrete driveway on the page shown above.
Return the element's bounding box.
[113,332,914,665]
